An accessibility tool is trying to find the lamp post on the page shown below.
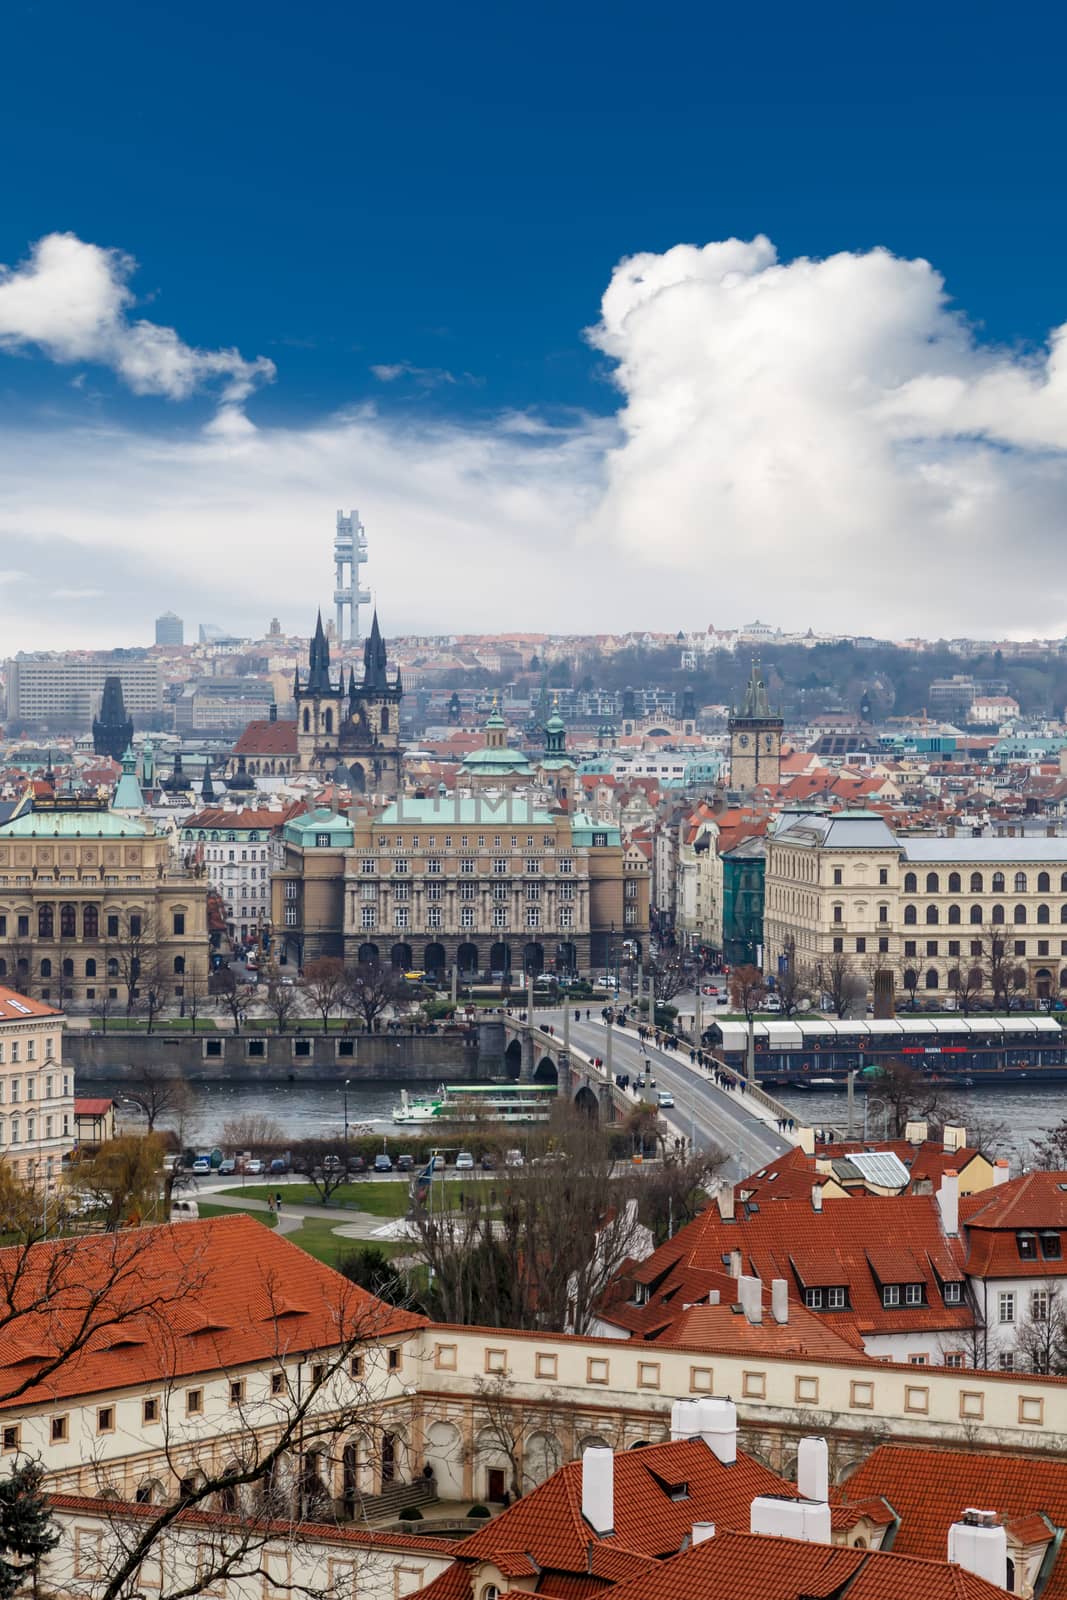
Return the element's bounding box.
[343,1078,350,1151]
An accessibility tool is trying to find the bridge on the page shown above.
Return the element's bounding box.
[497,1000,793,1180]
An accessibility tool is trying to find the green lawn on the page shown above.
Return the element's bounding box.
[220,1177,490,1217]
[288,1221,412,1269]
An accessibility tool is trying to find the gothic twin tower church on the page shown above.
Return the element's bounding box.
[294,611,403,793]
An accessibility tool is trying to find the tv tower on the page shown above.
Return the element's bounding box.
[333,508,371,643]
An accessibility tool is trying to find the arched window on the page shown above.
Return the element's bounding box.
[38,905,53,938]
[1014,904,1027,925]
[992,872,1005,892]
[926,906,939,925]
[926,872,940,894]
[107,958,119,977]
[904,905,917,925]
[1014,871,1027,893]
[39,958,52,978]
[1038,871,1051,893]
[83,904,99,938]
[302,708,310,732]
[381,707,389,733]
[925,968,939,989]
[948,904,961,924]
[60,903,76,938]
[1038,904,1051,924]
[1061,970,1067,989]
[992,904,1005,925]
[62,959,74,978]
[970,872,983,892]
[904,872,917,893]
[948,872,961,893]
[1061,873,1067,893]
[970,905,983,925]
[324,708,334,735]
[0,960,6,977]
[85,959,97,977]
[173,956,185,974]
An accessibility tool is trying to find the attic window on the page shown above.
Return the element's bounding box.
[1017,1232,1038,1260]
[649,1469,689,1501]
[1040,1232,1062,1260]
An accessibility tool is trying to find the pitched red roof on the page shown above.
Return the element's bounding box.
[959,1171,1067,1279]
[73,1099,113,1117]
[847,1445,1067,1599]
[232,720,298,756]
[600,1529,1009,1600]
[0,1214,423,1409]
[0,987,60,1021]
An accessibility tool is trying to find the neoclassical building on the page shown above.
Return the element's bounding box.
[0,800,209,1009]
[764,808,1067,1001]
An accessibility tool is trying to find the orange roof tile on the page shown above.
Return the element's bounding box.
[0,986,60,1021]
[0,1215,423,1409]
[232,720,298,756]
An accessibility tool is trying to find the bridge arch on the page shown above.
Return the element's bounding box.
[534,1055,558,1085]
[504,1038,522,1079]
[574,1084,598,1118]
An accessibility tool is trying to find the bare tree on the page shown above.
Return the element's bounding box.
[111,912,160,1019]
[215,968,255,1033]
[289,1138,353,1204]
[1016,1286,1067,1375]
[1032,1117,1067,1169]
[221,1114,286,1153]
[984,925,1027,1011]
[183,968,207,1034]
[125,1064,193,1135]
[637,1148,723,1245]
[3,941,37,998]
[470,1372,626,1499]
[263,960,300,1033]
[871,1059,960,1139]
[344,962,408,1031]
[647,952,688,1006]
[302,956,349,1032]
[729,963,767,1020]
[89,980,119,1035]
[821,951,856,1018]
[775,956,816,1018]
[947,962,985,1014]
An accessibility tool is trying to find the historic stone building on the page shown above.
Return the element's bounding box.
[728,661,783,791]
[294,610,403,791]
[271,795,650,977]
[764,808,1067,1003]
[0,799,209,1010]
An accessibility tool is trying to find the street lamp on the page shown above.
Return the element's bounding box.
[343,1079,350,1151]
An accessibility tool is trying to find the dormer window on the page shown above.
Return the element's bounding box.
[943,1281,963,1304]
[1017,1231,1038,1261]
[1040,1231,1062,1260]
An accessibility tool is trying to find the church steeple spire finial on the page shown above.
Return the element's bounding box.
[306,609,333,695]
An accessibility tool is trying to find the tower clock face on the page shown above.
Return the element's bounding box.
[763,735,775,751]
[738,734,750,748]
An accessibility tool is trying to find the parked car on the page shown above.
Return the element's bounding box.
[347,1154,367,1174]
[217,1158,236,1176]
[269,1157,289,1175]
[505,1148,524,1168]
[455,1151,475,1171]
[480,1153,497,1170]
[191,1157,211,1175]
[395,1153,414,1172]
[373,1153,393,1173]
[245,1158,265,1176]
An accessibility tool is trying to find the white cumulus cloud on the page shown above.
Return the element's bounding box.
[0,232,275,405]
[2,231,1067,648]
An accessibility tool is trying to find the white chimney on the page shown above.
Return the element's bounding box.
[581,1447,614,1536]
[905,1120,929,1145]
[697,1397,737,1465]
[937,1169,959,1236]
[738,1274,763,1324]
[948,1510,1007,1589]
[728,1248,743,1279]
[811,1184,823,1213]
[750,1496,831,1543]
[717,1183,735,1222]
[796,1437,829,1504]
[943,1124,965,1153]
[771,1279,789,1324]
[797,1125,815,1154]
[671,1399,702,1441]
[994,1159,1010,1186]
[692,1522,716,1545]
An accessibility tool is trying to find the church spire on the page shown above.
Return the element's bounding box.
[362,609,388,693]
[740,658,771,718]
[306,610,333,695]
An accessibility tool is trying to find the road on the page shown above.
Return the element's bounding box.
[547,1011,791,1181]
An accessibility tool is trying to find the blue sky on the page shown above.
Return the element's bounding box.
[1,0,1066,645]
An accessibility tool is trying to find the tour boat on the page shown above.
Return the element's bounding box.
[392,1084,556,1124]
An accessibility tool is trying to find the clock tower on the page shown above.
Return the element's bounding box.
[729,660,783,791]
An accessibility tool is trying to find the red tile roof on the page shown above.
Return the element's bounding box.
[0,1214,423,1409]
[0,987,60,1021]
[232,720,298,756]
[846,1445,1067,1598]
[73,1099,113,1117]
[622,1193,970,1342]
[600,1529,1009,1600]
[960,1171,1067,1279]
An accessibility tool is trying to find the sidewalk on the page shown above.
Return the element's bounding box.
[196,1187,391,1240]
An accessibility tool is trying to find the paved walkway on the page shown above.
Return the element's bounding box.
[195,1186,391,1240]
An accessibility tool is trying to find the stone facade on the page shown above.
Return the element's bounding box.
[729,661,783,791]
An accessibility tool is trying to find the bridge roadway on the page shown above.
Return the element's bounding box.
[541,1010,791,1181]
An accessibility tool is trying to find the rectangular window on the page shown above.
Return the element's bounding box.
[393,857,409,873]
[143,1397,159,1424]
[945,1352,964,1369]
[525,859,540,875]
[349,1355,363,1379]
[879,867,888,884]
[106,914,119,938]
[855,937,866,953]
[832,936,843,953]
[1015,940,1026,956]
[361,858,375,874]
[832,905,843,923]
[525,882,542,900]
[186,1388,203,1415]
[461,907,475,928]
[311,1362,326,1386]
[999,1291,1016,1324]
[999,1351,1015,1372]
[1040,1231,1062,1259]
[905,1283,923,1306]
[426,882,442,900]
[558,857,573,873]
[828,1286,846,1309]
[1,1425,20,1454]
[948,940,960,956]
[878,936,889,953]
[459,881,476,900]
[882,1284,901,1307]
[387,1347,400,1371]
[905,940,917,956]
[229,1379,244,1405]
[97,1406,114,1433]
[426,858,441,874]
[393,882,410,901]
[833,867,843,885]
[559,907,574,928]
[271,1372,285,1395]
[926,940,938,956]
[460,858,474,873]
[804,1287,822,1309]
[428,907,442,929]
[493,907,508,928]
[173,912,185,935]
[284,905,298,927]
[526,909,541,928]
[1031,1290,1050,1322]
[493,858,508,875]
[909,1354,928,1366]
[943,1281,962,1304]
[394,907,409,928]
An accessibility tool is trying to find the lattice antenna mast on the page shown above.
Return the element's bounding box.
[333,508,371,643]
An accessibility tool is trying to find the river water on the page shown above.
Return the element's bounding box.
[90,1069,1066,1169]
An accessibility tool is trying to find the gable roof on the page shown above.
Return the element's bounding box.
[0,987,61,1022]
[0,1215,423,1409]
[232,720,299,756]
[846,1444,1067,1599]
